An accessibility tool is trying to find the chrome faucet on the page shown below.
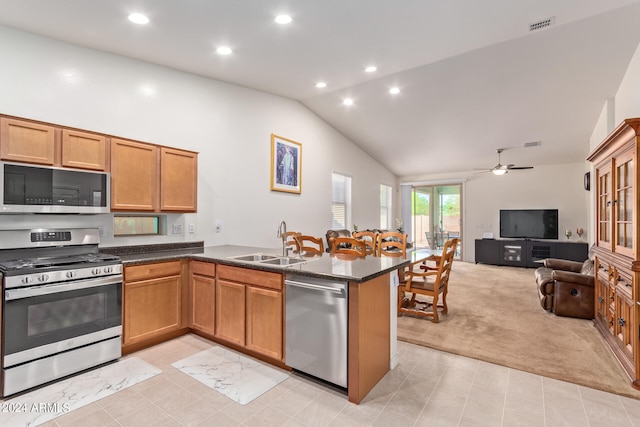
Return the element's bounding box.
[277,220,287,256]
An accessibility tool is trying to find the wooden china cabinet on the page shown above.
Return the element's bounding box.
[587,118,640,388]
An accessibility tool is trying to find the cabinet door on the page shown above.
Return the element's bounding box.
[160,147,197,212]
[123,274,182,345]
[111,139,158,211]
[595,276,609,324]
[615,290,634,360]
[595,160,613,251]
[61,129,107,171]
[0,118,56,165]
[192,273,215,335]
[614,149,634,257]
[215,279,246,346]
[246,286,283,360]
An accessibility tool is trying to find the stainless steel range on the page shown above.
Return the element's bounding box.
[0,228,122,397]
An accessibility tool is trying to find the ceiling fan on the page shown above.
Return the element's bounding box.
[478,148,534,175]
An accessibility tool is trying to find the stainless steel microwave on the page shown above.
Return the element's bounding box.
[0,161,110,214]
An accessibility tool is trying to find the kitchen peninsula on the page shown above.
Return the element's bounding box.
[105,243,410,404]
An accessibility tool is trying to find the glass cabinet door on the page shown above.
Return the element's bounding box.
[615,149,634,257]
[597,162,612,250]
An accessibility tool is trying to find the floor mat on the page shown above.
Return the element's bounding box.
[0,357,161,427]
[172,346,288,405]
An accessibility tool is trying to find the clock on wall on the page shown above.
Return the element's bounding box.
[584,172,590,191]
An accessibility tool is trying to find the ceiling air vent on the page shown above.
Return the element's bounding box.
[524,141,542,148]
[529,17,555,32]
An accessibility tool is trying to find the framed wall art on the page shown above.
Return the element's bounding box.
[270,134,302,194]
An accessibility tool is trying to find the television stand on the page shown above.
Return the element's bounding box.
[475,239,588,267]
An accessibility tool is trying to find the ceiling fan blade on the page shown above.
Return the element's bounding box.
[508,166,534,170]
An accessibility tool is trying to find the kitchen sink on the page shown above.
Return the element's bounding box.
[260,257,307,266]
[228,253,309,267]
[230,253,279,262]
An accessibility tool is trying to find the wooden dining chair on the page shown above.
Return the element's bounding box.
[377,231,407,258]
[330,237,367,257]
[294,235,325,254]
[398,238,459,323]
[352,231,377,256]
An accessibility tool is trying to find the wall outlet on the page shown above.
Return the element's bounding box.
[215,220,221,233]
[188,224,195,233]
[172,224,183,234]
[98,225,106,237]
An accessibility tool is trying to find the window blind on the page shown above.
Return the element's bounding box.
[380,184,392,229]
[331,173,352,229]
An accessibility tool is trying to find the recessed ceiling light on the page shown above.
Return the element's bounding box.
[128,13,149,25]
[316,82,327,88]
[343,98,354,106]
[365,66,377,73]
[275,15,292,24]
[389,87,400,95]
[216,46,233,55]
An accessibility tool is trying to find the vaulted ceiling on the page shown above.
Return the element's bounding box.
[1,0,640,177]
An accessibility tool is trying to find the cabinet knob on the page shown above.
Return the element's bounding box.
[599,296,605,303]
[618,317,626,327]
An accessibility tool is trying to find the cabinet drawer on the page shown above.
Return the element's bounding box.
[191,261,216,277]
[218,265,282,290]
[125,260,182,282]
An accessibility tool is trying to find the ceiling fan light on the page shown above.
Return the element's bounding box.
[492,168,508,176]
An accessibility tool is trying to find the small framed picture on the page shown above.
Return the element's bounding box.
[270,134,302,194]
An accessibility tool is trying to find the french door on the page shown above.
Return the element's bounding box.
[412,184,462,258]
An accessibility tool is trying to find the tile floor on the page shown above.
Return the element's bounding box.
[37,333,640,427]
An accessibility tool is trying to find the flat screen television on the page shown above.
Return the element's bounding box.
[499,209,559,240]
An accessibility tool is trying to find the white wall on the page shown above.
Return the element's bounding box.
[586,40,640,246]
[0,25,397,249]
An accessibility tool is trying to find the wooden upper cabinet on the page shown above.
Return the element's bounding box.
[111,138,159,211]
[160,147,198,212]
[61,129,108,171]
[0,117,56,165]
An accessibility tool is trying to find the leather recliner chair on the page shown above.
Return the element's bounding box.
[535,258,595,319]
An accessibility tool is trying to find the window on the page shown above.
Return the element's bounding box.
[380,184,392,229]
[331,173,352,229]
[114,216,161,236]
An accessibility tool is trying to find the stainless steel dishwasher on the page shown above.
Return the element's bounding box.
[285,274,348,388]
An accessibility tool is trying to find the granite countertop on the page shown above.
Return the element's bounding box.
[102,242,410,283]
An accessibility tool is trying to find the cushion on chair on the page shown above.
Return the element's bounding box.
[405,277,445,293]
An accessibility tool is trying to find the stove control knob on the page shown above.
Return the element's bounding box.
[91,268,102,275]
[104,266,113,273]
[66,271,76,279]
[38,274,49,283]
[22,276,32,284]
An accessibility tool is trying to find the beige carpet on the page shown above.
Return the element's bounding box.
[397,261,640,400]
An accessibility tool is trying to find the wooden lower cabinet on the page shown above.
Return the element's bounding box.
[615,288,634,360]
[215,279,246,347]
[246,286,283,360]
[123,260,188,351]
[191,261,216,336]
[215,264,284,361]
[594,255,637,379]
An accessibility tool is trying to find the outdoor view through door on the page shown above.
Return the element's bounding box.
[412,185,461,259]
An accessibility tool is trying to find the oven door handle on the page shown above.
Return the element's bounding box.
[4,275,122,301]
